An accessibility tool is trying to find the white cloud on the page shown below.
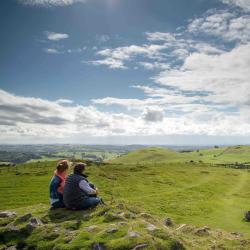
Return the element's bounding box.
[45,31,69,41]
[146,32,176,42]
[188,11,250,43]
[44,48,60,54]
[18,0,86,7]
[143,108,164,122]
[220,0,250,12]
[90,58,126,69]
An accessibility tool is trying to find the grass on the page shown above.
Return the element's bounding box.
[1,146,250,249]
[112,145,250,165]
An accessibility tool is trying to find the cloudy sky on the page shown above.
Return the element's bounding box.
[0,0,250,145]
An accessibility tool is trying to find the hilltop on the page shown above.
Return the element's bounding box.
[111,145,250,165]
[1,203,250,250]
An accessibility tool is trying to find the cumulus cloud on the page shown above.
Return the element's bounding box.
[142,108,164,122]
[18,0,86,7]
[44,48,60,54]
[45,31,69,41]
[220,0,250,12]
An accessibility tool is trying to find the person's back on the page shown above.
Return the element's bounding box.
[63,173,88,209]
[49,160,69,209]
[63,162,101,210]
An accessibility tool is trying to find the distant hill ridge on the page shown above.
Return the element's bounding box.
[111,145,250,165]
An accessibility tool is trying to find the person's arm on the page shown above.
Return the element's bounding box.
[79,180,97,195]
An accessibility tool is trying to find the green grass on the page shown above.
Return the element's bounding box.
[112,145,250,165]
[1,157,250,237]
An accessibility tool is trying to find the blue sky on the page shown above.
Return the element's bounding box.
[0,0,250,144]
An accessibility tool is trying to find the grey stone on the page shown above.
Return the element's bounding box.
[146,223,157,232]
[92,243,106,250]
[195,226,210,236]
[86,225,98,232]
[132,243,148,250]
[18,213,32,222]
[164,217,173,227]
[30,217,43,226]
[128,231,140,238]
[0,211,17,218]
[6,224,21,233]
[106,227,118,233]
[6,246,17,250]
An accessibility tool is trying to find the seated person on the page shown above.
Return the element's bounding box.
[63,162,101,210]
[49,160,69,209]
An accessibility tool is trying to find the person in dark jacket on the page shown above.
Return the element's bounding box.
[49,160,69,209]
[63,162,101,210]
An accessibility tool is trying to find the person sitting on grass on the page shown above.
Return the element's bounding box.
[49,160,69,209]
[63,162,102,210]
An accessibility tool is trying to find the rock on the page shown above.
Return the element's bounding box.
[164,217,173,226]
[231,232,242,237]
[6,224,21,233]
[106,227,118,233]
[139,213,154,219]
[86,225,98,232]
[18,213,32,222]
[118,221,127,226]
[195,226,210,236]
[245,211,250,221]
[6,246,17,250]
[30,217,43,226]
[25,218,43,233]
[0,211,17,218]
[92,243,106,250]
[146,223,157,232]
[132,243,148,250]
[128,231,140,238]
[170,240,185,250]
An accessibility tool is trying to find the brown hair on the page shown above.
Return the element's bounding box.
[56,160,69,173]
[74,162,87,175]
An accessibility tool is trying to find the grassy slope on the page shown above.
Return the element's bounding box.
[1,159,250,237]
[112,145,250,164]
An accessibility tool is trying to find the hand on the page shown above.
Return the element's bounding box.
[95,187,99,194]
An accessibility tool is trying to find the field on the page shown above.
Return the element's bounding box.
[1,146,250,249]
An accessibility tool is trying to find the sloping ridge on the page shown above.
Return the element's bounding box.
[111,147,181,164]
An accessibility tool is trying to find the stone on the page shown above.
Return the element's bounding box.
[231,232,242,237]
[146,223,157,232]
[25,218,43,233]
[118,221,127,226]
[164,217,173,227]
[92,243,106,250]
[86,225,98,232]
[6,224,21,233]
[195,226,210,236]
[106,227,118,233]
[0,211,17,218]
[30,217,43,226]
[18,213,32,222]
[128,231,140,238]
[6,246,17,250]
[139,213,154,219]
[132,243,148,250]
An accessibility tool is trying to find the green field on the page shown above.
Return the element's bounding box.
[1,146,250,249]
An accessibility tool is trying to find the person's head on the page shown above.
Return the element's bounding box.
[56,160,69,174]
[73,162,87,175]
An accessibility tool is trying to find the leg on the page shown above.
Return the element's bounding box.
[78,197,101,210]
[51,200,65,209]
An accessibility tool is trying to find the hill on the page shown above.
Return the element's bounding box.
[111,145,250,165]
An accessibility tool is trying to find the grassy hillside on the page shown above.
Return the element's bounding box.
[112,145,250,165]
[1,159,250,237]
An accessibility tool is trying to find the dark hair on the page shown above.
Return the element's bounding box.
[74,162,87,175]
[56,160,69,173]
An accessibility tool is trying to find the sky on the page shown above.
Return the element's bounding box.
[0,0,250,145]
